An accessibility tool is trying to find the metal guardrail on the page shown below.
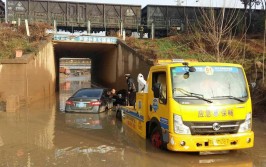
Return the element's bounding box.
[8,16,140,30]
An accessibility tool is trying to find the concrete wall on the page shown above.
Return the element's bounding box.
[116,40,152,90]
[0,41,56,110]
[91,45,118,88]
[93,40,152,91]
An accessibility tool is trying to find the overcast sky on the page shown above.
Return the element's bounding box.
[2,0,244,8]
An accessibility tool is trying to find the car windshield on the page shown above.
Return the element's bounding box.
[171,66,248,103]
[73,89,103,98]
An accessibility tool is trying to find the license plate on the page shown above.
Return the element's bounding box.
[209,138,228,146]
[76,102,86,108]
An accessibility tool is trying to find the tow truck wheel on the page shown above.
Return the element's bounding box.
[150,127,163,149]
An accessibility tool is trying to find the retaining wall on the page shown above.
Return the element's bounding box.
[0,41,56,111]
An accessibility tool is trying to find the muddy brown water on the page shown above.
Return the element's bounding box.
[0,74,266,167]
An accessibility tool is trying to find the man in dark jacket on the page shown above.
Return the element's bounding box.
[125,74,136,106]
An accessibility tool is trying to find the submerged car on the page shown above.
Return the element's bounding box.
[65,88,113,113]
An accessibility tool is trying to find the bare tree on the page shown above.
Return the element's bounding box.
[188,7,245,62]
[253,0,266,85]
[240,0,266,104]
[246,0,266,85]
[258,0,266,85]
[240,0,259,65]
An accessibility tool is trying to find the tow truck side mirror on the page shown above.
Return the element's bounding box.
[152,83,161,98]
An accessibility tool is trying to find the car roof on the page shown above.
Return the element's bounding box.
[77,88,106,91]
[71,88,108,97]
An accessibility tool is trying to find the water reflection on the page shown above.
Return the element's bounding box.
[117,124,254,167]
[59,72,91,111]
[0,97,257,167]
[0,95,57,166]
[65,113,107,129]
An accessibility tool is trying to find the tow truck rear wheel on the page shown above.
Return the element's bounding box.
[150,126,163,149]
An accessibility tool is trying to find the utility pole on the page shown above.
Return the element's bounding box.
[5,0,7,23]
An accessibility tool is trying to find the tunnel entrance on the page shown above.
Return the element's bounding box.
[53,41,118,91]
[53,38,119,111]
[52,35,151,111]
[59,58,92,111]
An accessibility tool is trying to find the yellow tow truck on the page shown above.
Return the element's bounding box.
[116,59,254,152]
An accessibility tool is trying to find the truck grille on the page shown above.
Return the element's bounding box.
[183,121,244,135]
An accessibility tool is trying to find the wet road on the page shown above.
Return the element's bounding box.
[0,74,266,167]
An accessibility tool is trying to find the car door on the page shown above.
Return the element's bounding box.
[148,69,170,143]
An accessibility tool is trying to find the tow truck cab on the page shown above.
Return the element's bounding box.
[118,59,254,152]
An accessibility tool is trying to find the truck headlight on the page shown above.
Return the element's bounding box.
[174,114,191,135]
[238,113,252,133]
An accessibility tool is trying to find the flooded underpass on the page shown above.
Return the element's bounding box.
[1,70,266,167]
[59,58,92,111]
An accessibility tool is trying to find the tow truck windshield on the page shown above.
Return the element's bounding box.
[171,66,248,104]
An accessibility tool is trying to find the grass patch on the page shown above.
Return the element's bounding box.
[0,23,52,59]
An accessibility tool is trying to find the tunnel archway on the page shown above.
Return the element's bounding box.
[53,37,151,92]
[52,33,154,95]
[53,41,118,91]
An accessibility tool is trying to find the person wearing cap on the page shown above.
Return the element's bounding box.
[125,74,136,106]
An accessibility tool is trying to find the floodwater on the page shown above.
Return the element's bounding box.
[0,73,266,167]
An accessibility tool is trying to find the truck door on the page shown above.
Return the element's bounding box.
[148,71,169,142]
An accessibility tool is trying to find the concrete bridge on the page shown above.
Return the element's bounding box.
[0,34,151,111]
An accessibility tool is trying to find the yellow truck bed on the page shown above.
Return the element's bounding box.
[120,93,148,139]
